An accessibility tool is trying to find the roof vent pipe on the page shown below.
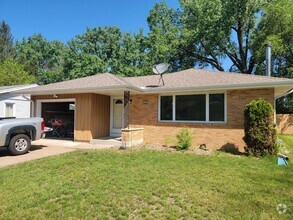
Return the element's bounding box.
[265,43,272,77]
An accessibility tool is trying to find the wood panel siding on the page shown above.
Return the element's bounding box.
[32,93,110,141]
[91,94,110,138]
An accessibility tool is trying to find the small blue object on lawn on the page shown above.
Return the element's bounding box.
[278,157,288,166]
[277,153,289,166]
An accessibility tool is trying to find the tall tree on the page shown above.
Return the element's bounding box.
[179,0,268,73]
[64,26,150,79]
[119,30,151,76]
[252,0,293,113]
[0,21,14,61]
[253,0,293,78]
[147,0,271,73]
[63,26,121,79]
[0,59,35,86]
[147,2,184,71]
[15,34,68,84]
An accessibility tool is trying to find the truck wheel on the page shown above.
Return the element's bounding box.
[8,134,31,155]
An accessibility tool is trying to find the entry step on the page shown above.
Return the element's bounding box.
[90,137,122,146]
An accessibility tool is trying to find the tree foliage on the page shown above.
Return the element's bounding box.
[253,0,293,78]
[0,21,15,62]
[0,59,35,86]
[147,0,270,73]
[15,34,68,84]
[147,2,184,71]
[64,26,150,80]
[252,0,293,113]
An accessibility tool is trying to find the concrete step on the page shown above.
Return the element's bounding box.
[90,138,122,146]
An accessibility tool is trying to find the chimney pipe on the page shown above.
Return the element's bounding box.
[265,43,272,77]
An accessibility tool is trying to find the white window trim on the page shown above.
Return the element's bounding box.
[158,91,227,124]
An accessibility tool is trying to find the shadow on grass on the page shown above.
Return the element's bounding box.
[218,143,246,156]
[0,145,47,157]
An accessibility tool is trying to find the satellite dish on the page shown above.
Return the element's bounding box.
[152,63,170,75]
[152,63,170,86]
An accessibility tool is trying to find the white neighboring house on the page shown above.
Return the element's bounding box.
[0,84,38,118]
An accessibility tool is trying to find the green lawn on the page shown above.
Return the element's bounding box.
[0,136,292,219]
[278,134,293,157]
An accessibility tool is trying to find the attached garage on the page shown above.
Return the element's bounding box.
[36,99,75,139]
[33,94,111,142]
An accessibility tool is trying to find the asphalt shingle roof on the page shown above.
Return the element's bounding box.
[16,68,293,94]
[19,73,130,94]
[124,68,293,89]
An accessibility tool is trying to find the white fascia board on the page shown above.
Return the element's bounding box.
[19,85,140,96]
[1,84,39,95]
[139,81,293,94]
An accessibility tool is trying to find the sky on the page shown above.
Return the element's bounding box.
[0,0,180,43]
[0,0,232,70]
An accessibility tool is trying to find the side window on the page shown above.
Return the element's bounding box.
[5,103,14,117]
[160,96,173,120]
[209,94,225,121]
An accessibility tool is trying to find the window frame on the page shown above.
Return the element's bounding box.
[158,91,227,124]
[5,102,15,117]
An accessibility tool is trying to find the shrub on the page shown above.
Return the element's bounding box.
[176,127,192,150]
[243,100,277,156]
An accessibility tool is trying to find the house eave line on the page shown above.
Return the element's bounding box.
[17,85,141,96]
[139,82,293,94]
[1,84,39,95]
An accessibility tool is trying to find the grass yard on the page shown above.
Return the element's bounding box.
[278,134,293,157]
[0,136,292,219]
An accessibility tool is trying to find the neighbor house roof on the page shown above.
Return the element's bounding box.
[0,84,38,95]
[15,69,293,95]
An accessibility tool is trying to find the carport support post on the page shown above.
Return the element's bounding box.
[123,91,130,129]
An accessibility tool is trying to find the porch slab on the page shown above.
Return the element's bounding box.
[90,137,122,147]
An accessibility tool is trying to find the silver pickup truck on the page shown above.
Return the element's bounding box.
[0,117,46,155]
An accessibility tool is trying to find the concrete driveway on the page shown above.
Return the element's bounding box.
[0,139,114,168]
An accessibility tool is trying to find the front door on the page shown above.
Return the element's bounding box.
[111,98,123,136]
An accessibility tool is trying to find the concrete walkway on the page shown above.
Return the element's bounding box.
[0,139,115,168]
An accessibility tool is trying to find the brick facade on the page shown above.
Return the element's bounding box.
[129,88,274,151]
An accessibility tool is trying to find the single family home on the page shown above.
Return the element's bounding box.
[0,84,38,118]
[17,69,293,150]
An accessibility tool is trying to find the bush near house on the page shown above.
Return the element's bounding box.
[244,100,277,156]
[176,127,192,150]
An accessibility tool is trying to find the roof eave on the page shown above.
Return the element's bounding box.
[1,84,39,95]
[16,85,141,96]
[139,81,293,94]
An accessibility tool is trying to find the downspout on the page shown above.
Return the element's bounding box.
[274,89,293,124]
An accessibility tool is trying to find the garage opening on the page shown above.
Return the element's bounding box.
[41,102,75,139]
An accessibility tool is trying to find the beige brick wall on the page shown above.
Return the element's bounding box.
[129,88,274,151]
